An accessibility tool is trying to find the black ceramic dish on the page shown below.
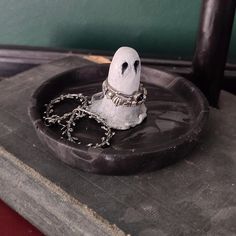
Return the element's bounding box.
[29,64,209,175]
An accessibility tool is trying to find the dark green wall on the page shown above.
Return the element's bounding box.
[0,0,235,61]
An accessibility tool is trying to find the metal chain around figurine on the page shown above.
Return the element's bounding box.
[102,79,147,107]
[43,93,115,148]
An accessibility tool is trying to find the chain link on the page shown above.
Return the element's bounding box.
[43,93,115,148]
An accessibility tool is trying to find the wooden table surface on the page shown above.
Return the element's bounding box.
[0,56,235,236]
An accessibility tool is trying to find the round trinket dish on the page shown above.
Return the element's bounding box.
[29,64,209,175]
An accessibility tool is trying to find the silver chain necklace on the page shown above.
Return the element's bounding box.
[43,93,115,148]
[43,82,147,148]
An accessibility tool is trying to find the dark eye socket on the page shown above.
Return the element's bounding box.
[134,60,139,73]
[121,62,128,74]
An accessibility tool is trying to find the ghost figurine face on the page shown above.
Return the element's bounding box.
[89,46,147,130]
[108,47,141,95]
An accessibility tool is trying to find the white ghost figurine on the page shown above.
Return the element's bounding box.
[89,47,147,130]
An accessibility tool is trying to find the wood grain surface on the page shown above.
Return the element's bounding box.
[0,56,235,235]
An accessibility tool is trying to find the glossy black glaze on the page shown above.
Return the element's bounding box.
[29,64,209,175]
[193,0,236,107]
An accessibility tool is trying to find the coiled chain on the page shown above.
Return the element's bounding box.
[43,93,115,148]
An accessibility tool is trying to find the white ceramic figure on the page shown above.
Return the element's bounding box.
[89,47,147,130]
